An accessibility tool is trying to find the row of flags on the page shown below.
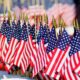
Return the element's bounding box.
[0,18,80,80]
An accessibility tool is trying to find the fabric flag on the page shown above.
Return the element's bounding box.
[60,30,80,80]
[27,23,37,65]
[37,23,44,44]
[3,20,21,73]
[44,29,71,79]
[1,20,16,45]
[37,27,57,80]
[0,20,9,62]
[4,21,19,65]
[30,24,36,40]
[42,25,49,45]
[32,39,47,77]
[0,20,14,72]
[13,21,25,67]
[30,23,44,77]
[0,33,7,62]
[73,60,80,77]
[19,22,30,74]
[32,24,50,77]
[14,20,22,41]
[46,27,57,53]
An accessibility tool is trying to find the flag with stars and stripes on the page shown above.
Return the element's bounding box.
[32,24,50,77]
[13,21,26,67]
[0,20,8,60]
[60,30,80,80]
[37,23,44,44]
[42,25,49,46]
[4,21,19,72]
[19,22,30,74]
[44,29,71,79]
[46,27,57,53]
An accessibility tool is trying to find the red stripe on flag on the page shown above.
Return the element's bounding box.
[14,40,25,67]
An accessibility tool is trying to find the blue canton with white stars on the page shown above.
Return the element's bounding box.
[37,23,44,44]
[20,22,28,41]
[46,27,57,53]
[57,29,70,50]
[69,29,80,56]
[13,20,22,40]
[1,20,13,43]
[43,25,49,44]
[30,24,35,40]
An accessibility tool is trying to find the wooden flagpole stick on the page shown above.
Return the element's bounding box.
[76,19,79,30]
[8,11,12,25]
[34,14,37,41]
[73,19,76,28]
[58,16,63,35]
[13,12,16,23]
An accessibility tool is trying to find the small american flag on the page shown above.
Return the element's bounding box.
[32,24,49,77]
[46,27,57,53]
[13,20,25,67]
[44,29,71,79]
[61,30,80,80]
[20,22,30,74]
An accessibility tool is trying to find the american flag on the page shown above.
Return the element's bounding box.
[60,30,80,80]
[42,25,49,45]
[0,20,13,72]
[44,29,71,79]
[37,26,57,80]
[4,20,19,65]
[30,24,36,40]
[20,22,30,74]
[13,20,25,67]
[31,23,49,77]
[73,61,80,77]
[37,23,44,44]
[26,23,36,68]
[46,27,57,53]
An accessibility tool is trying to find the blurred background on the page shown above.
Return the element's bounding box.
[0,0,75,13]
[0,0,80,26]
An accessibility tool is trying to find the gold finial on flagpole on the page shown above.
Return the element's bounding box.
[61,18,65,28]
[58,16,62,27]
[8,11,12,25]
[25,15,28,23]
[3,11,6,21]
[40,15,42,23]
[20,11,23,21]
[58,16,63,34]
[76,19,79,29]
[13,12,16,21]
[34,14,36,25]
[52,16,57,28]
[73,19,76,27]
[44,14,48,25]
[34,14,37,41]
[8,11,11,21]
